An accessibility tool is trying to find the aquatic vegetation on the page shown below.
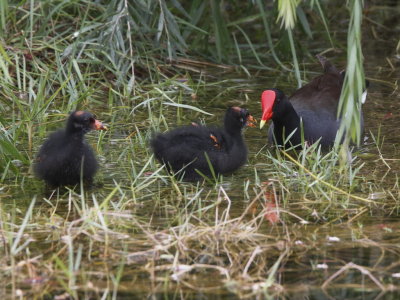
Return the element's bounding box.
[0,0,399,299]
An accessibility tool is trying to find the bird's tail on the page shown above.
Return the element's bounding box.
[316,54,338,74]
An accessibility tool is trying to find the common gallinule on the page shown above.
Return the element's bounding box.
[151,107,256,181]
[34,111,106,187]
[260,55,367,148]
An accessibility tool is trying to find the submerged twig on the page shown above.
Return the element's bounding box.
[322,262,386,291]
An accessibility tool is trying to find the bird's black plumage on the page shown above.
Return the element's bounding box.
[151,107,255,181]
[260,55,367,148]
[34,111,106,187]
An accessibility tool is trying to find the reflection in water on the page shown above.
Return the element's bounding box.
[3,1,400,299]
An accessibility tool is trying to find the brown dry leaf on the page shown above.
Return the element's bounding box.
[264,190,280,224]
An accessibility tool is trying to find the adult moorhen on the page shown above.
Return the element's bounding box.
[34,111,106,187]
[151,107,256,181]
[259,55,367,148]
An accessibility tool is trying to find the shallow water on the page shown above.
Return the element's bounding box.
[2,2,400,300]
